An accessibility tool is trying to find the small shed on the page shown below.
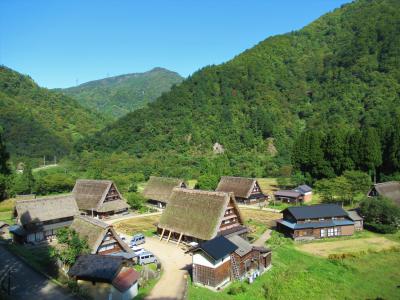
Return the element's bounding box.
[0,222,10,238]
[68,254,139,300]
[347,210,363,231]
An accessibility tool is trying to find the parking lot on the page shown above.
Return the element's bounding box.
[118,232,192,300]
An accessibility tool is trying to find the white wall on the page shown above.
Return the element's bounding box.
[193,253,230,268]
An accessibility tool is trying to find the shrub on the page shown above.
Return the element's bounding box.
[126,192,146,210]
[228,284,247,295]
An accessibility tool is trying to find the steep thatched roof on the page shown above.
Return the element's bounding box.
[70,215,131,254]
[143,176,185,203]
[371,181,400,206]
[72,179,128,212]
[15,195,78,225]
[158,188,244,240]
[216,176,263,199]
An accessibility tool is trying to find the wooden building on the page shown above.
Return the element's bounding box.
[274,184,313,204]
[276,204,355,240]
[191,235,271,289]
[68,254,139,300]
[215,176,268,205]
[347,210,364,231]
[71,215,133,256]
[227,235,271,281]
[73,179,129,218]
[10,195,79,244]
[143,176,186,208]
[157,188,248,244]
[368,181,400,207]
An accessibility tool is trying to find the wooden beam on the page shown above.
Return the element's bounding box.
[166,231,172,243]
[159,228,165,241]
[176,232,183,247]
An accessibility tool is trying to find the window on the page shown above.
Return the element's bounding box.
[328,228,334,237]
[319,218,325,221]
[305,219,311,223]
[320,229,326,237]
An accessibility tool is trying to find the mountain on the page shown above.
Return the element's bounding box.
[0,66,106,161]
[79,0,400,179]
[58,67,183,119]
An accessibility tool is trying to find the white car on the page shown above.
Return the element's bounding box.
[130,245,145,255]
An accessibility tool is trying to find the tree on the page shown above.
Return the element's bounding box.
[342,170,372,206]
[0,129,10,200]
[195,174,219,190]
[359,197,400,233]
[51,228,90,266]
[359,128,382,181]
[12,162,35,195]
[126,192,146,210]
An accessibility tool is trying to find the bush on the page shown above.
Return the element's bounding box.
[126,192,146,210]
[195,174,219,190]
[35,173,75,195]
[365,222,398,234]
[228,284,247,295]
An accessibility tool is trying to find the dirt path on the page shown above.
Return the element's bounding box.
[252,229,272,247]
[143,237,191,300]
[238,204,281,213]
[0,245,78,300]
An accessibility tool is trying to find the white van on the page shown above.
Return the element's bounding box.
[138,251,157,265]
[130,233,145,246]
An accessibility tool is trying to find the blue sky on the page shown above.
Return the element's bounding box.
[0,0,350,88]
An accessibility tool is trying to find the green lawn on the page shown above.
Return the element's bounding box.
[0,211,14,225]
[188,234,400,300]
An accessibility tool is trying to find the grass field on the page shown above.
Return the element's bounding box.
[188,234,400,300]
[297,237,400,257]
[241,208,281,241]
[0,198,15,212]
[113,215,161,236]
[257,178,280,194]
[0,211,14,225]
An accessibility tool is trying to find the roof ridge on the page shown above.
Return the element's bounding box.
[221,176,255,180]
[76,179,113,183]
[76,215,110,228]
[173,187,229,197]
[16,194,73,204]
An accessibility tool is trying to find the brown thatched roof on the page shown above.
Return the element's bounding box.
[15,195,78,225]
[70,215,131,254]
[143,176,185,204]
[72,179,128,212]
[158,188,244,240]
[371,181,400,206]
[216,176,263,199]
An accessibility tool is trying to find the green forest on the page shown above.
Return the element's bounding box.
[0,66,106,162]
[58,67,183,119]
[0,0,400,191]
[74,0,400,182]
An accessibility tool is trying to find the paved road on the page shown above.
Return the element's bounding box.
[0,245,78,300]
[252,229,272,247]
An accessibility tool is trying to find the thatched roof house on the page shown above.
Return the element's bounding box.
[14,195,78,226]
[157,188,246,244]
[143,176,186,208]
[215,176,267,204]
[72,179,129,217]
[11,195,79,243]
[70,215,132,255]
[368,181,400,207]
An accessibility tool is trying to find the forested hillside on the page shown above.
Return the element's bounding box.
[0,66,106,162]
[79,0,398,181]
[59,67,183,119]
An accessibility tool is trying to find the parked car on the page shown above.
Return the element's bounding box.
[130,233,145,246]
[138,251,157,265]
[130,246,145,255]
